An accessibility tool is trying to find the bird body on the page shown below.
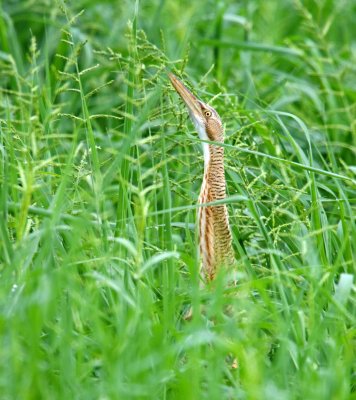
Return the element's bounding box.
[169,73,235,281]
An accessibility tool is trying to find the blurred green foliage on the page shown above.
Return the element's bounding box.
[0,0,355,399]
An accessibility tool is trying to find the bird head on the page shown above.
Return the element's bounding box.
[168,73,223,143]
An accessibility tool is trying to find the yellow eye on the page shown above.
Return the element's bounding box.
[204,110,212,117]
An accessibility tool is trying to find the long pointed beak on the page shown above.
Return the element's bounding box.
[168,73,203,121]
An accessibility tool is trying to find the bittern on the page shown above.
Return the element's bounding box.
[169,73,235,281]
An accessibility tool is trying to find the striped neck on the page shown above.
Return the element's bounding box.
[198,142,234,280]
[201,138,225,172]
[205,144,226,199]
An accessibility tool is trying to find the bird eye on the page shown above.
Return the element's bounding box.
[204,110,212,117]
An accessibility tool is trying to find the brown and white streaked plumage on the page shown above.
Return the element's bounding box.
[169,73,235,281]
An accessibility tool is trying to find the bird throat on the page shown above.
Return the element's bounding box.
[193,123,211,168]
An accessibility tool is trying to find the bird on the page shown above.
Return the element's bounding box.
[169,73,235,282]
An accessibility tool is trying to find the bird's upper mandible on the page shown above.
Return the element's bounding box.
[168,73,224,143]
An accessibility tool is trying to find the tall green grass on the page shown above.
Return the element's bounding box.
[0,0,355,398]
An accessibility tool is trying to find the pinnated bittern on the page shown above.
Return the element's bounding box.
[169,73,235,281]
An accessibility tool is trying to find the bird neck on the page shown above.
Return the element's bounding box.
[203,144,226,200]
[199,141,234,278]
[202,139,224,166]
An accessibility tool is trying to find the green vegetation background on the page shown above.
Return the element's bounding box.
[0,0,355,398]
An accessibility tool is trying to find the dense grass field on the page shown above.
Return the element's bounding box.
[0,0,355,398]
